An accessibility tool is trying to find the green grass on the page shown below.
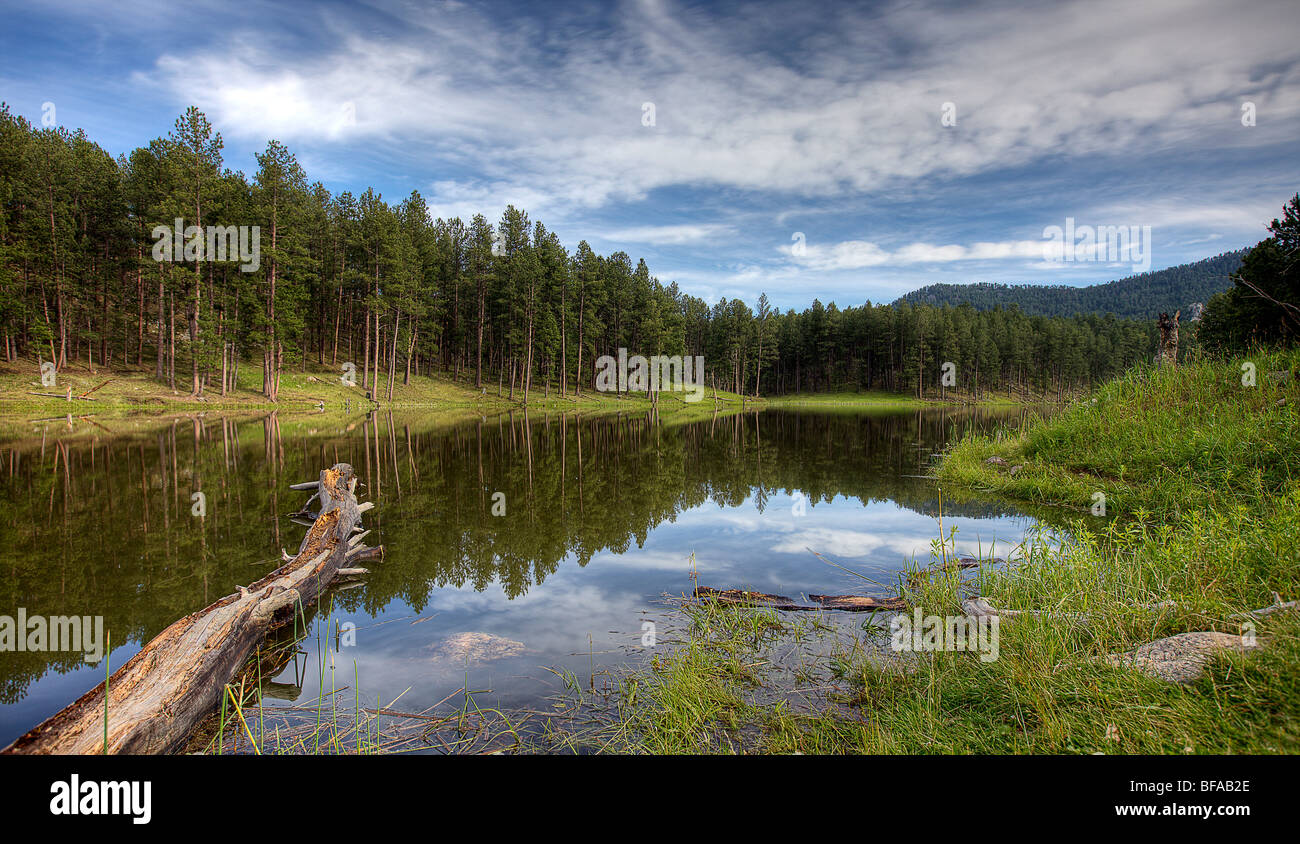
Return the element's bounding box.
[574,349,1300,754]
[0,354,759,416]
[762,387,1028,409]
[0,355,1038,419]
[578,599,787,754]
[941,351,1298,516]
[194,603,532,755]
[0,361,770,448]
[761,389,930,408]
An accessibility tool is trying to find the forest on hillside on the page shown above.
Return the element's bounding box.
[897,250,1245,319]
[0,105,1162,400]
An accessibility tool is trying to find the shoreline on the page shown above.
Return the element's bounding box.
[546,351,1300,754]
[0,357,1062,418]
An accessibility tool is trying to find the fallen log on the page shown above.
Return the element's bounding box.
[961,596,1177,621]
[346,545,384,564]
[1230,593,1298,620]
[2,463,371,755]
[809,593,908,611]
[78,379,114,399]
[27,391,96,401]
[694,586,906,612]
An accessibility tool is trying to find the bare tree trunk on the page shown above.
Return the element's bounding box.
[168,293,176,390]
[1157,311,1180,369]
[475,276,485,389]
[371,309,380,399]
[189,290,201,396]
[524,311,534,404]
[332,284,342,366]
[136,246,144,366]
[576,294,584,397]
[388,312,399,402]
[362,304,371,391]
[1,465,379,755]
[404,325,415,386]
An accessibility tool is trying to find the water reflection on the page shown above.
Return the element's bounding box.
[0,406,1048,746]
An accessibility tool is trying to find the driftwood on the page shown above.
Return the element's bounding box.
[347,546,384,564]
[2,463,374,755]
[1230,593,1298,620]
[966,594,1292,624]
[694,586,906,612]
[808,594,908,611]
[962,596,1177,621]
[78,379,114,399]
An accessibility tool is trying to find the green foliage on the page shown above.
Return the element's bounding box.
[898,250,1246,319]
[1199,195,1300,353]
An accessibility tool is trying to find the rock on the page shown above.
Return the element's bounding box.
[985,456,1008,466]
[425,632,527,664]
[1104,631,1258,683]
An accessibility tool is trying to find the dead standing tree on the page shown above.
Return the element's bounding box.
[1157,310,1180,368]
[2,463,381,755]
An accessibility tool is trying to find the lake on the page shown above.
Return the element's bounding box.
[0,406,1049,750]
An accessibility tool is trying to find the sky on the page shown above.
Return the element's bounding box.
[1,0,1298,309]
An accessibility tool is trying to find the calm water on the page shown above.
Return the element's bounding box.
[0,406,1048,748]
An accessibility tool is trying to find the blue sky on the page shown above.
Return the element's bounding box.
[2,0,1298,309]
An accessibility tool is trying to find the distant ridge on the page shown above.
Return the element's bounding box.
[894,249,1247,320]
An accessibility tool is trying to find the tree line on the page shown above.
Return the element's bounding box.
[897,250,1245,320]
[0,104,1163,400]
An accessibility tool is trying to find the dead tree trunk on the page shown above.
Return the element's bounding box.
[2,463,379,755]
[1157,310,1180,368]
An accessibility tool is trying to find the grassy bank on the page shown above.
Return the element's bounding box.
[0,356,1040,418]
[0,356,765,446]
[0,355,761,415]
[576,350,1300,753]
[763,388,1029,409]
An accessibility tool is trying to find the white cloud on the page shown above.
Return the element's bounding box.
[111,0,1300,305]
[792,238,1048,271]
[596,223,734,246]
[141,0,1300,219]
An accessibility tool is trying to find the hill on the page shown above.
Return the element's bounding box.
[895,249,1246,319]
